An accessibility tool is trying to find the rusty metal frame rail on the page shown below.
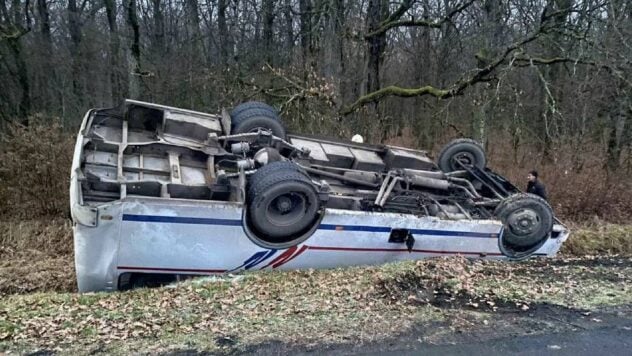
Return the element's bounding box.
[454,159,507,199]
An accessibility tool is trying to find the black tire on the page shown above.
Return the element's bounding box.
[232,107,280,123]
[231,107,286,138]
[231,101,278,118]
[247,161,303,198]
[494,193,554,250]
[437,138,486,173]
[247,162,320,242]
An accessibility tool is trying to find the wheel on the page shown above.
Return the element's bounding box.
[231,107,286,138]
[247,162,321,244]
[230,102,286,138]
[247,160,304,198]
[494,193,554,250]
[230,101,278,118]
[437,138,486,173]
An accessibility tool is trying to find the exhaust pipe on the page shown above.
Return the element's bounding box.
[407,175,450,190]
[402,169,446,180]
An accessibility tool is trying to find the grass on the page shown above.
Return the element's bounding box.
[0,269,436,354]
[0,218,72,253]
[1,255,631,354]
[561,222,632,255]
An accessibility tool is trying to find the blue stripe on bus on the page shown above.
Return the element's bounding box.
[318,224,391,233]
[318,224,495,238]
[122,214,242,226]
[121,214,498,238]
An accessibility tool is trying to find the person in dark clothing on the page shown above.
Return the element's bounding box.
[526,170,548,201]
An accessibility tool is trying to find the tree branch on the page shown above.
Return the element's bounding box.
[512,55,630,86]
[365,0,474,38]
[344,27,544,115]
[366,19,443,37]
[0,24,29,42]
[382,0,415,26]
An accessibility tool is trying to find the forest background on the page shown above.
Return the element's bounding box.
[1,0,631,285]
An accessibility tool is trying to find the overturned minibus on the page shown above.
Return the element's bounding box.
[70,100,570,292]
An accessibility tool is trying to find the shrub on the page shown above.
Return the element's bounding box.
[0,120,74,220]
[561,222,632,255]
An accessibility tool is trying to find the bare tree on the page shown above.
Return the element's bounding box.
[299,0,312,73]
[0,0,628,173]
[1,0,31,121]
[126,0,141,99]
[262,0,275,63]
[105,0,124,104]
[218,0,229,65]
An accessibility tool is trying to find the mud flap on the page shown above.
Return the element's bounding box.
[389,229,416,252]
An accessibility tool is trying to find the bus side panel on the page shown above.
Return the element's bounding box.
[116,200,257,275]
[277,209,506,270]
[74,202,124,292]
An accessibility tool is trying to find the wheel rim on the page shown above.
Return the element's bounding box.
[507,208,541,236]
[265,192,308,227]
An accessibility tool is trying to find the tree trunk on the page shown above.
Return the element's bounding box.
[472,0,504,146]
[365,0,388,95]
[218,0,229,65]
[4,0,30,121]
[539,0,572,163]
[333,0,346,107]
[126,0,141,99]
[437,0,455,87]
[299,0,312,74]
[32,0,52,113]
[36,0,51,44]
[283,0,293,63]
[7,38,30,121]
[365,0,388,139]
[603,0,630,171]
[262,0,275,64]
[185,0,202,61]
[151,0,164,53]
[67,0,82,104]
[105,0,123,104]
[605,93,630,171]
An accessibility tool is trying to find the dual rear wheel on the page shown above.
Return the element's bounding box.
[246,161,322,248]
[230,101,286,139]
[230,103,320,247]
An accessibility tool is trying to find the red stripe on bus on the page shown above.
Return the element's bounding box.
[117,266,226,273]
[307,246,503,256]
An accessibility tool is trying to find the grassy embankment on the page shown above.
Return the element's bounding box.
[1,255,631,354]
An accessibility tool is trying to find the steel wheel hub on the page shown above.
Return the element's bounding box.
[507,209,539,236]
[276,196,293,213]
[452,152,475,169]
[266,192,307,227]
